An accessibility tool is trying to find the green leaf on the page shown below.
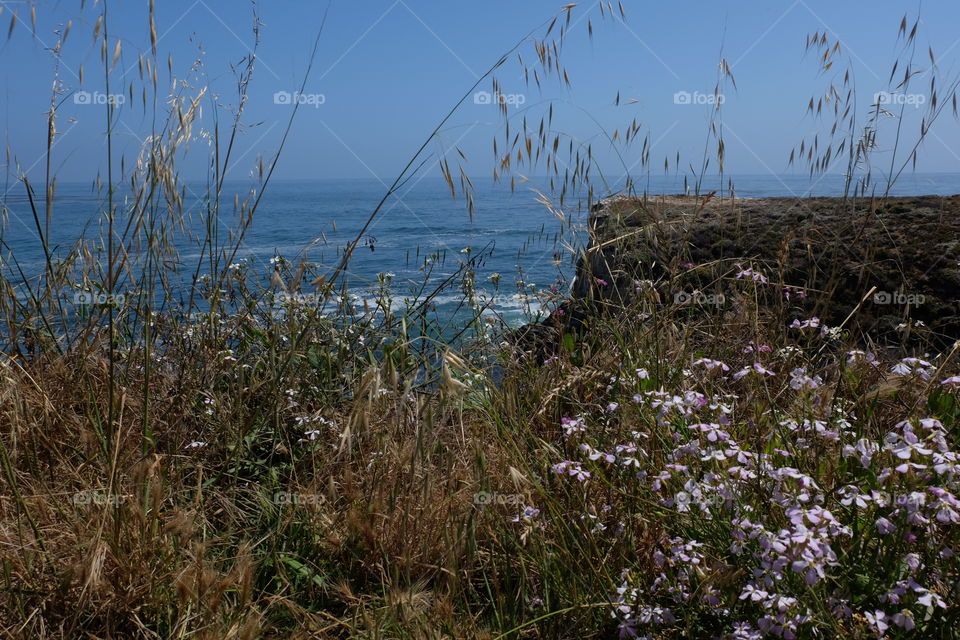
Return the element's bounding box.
[927,388,957,422]
[278,555,328,590]
[306,345,320,368]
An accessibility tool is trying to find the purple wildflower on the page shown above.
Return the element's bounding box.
[790,317,820,330]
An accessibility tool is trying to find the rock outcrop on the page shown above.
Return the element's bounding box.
[518,193,960,354]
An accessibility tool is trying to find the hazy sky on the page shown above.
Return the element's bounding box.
[2,0,960,187]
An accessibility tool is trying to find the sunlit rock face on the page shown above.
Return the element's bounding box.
[555,194,960,353]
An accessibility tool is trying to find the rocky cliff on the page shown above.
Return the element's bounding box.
[518,193,960,354]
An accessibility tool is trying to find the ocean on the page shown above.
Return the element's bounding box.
[2,173,959,326]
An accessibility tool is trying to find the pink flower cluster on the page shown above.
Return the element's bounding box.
[545,343,960,637]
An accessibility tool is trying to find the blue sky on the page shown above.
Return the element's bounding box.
[2,0,960,186]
